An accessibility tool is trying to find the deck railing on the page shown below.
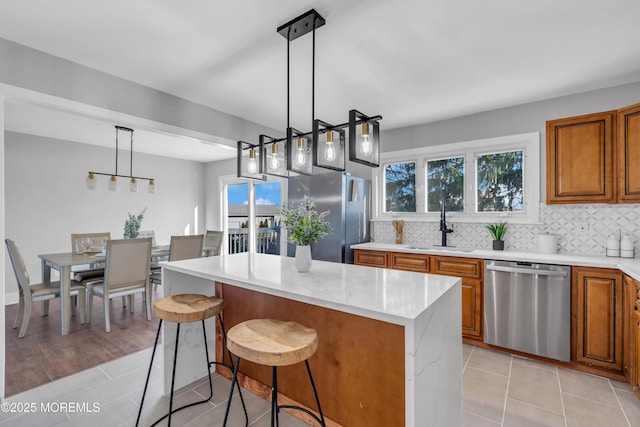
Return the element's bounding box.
[228,227,281,255]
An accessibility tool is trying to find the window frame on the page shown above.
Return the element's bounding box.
[382,160,418,214]
[373,132,540,224]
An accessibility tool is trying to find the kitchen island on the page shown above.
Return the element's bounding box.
[160,253,461,427]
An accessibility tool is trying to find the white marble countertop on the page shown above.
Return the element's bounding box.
[162,252,460,326]
[352,242,640,281]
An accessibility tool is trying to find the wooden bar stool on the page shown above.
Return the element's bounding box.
[222,319,326,427]
[136,294,248,427]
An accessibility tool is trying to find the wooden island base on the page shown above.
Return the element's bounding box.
[214,282,405,427]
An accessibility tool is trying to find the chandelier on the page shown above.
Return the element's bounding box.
[238,9,382,180]
[86,126,156,193]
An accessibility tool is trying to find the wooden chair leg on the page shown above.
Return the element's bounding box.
[77,290,87,324]
[13,294,25,329]
[86,289,94,323]
[18,297,33,338]
[41,300,49,317]
[104,296,111,333]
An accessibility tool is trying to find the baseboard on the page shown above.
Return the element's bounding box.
[4,291,18,305]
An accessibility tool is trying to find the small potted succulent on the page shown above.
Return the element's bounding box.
[486,221,508,250]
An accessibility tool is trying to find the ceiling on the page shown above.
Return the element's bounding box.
[1,0,640,161]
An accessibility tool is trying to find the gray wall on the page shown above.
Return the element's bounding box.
[380,81,640,200]
[4,131,206,303]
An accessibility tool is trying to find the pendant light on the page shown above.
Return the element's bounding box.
[86,126,156,193]
[238,9,382,179]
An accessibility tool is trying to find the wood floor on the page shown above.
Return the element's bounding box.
[4,292,160,397]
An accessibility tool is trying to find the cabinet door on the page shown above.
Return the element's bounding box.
[617,103,640,203]
[624,275,634,378]
[546,111,616,204]
[353,250,388,268]
[432,256,483,340]
[573,267,623,371]
[389,252,429,273]
[633,281,640,394]
[462,280,482,339]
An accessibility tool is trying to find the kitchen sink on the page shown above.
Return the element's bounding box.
[404,245,475,253]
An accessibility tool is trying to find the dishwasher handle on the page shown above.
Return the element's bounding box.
[486,264,568,277]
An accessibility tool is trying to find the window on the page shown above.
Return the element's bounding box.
[426,157,464,213]
[476,150,523,212]
[375,132,539,223]
[384,161,416,212]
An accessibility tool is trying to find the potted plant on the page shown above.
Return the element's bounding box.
[123,208,147,239]
[486,221,507,250]
[281,199,332,272]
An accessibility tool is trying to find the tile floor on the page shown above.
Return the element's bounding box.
[1,344,639,426]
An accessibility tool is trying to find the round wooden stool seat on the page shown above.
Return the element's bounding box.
[153,294,224,323]
[226,319,318,367]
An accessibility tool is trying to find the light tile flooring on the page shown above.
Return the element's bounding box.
[1,344,639,426]
[463,344,640,427]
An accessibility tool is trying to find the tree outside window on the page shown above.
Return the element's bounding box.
[385,161,416,212]
[426,157,464,212]
[476,150,523,212]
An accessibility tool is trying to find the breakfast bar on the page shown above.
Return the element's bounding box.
[160,253,462,427]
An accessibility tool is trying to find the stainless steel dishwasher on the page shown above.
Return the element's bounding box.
[484,260,571,362]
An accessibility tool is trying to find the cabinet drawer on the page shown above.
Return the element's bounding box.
[390,253,429,273]
[432,256,483,279]
[353,250,388,268]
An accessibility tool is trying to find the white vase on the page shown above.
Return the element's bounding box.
[294,245,312,272]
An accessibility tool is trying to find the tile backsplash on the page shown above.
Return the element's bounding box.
[372,203,640,257]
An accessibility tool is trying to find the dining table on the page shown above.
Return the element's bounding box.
[38,245,170,336]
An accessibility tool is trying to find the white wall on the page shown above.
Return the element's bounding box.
[4,131,205,303]
[0,97,6,399]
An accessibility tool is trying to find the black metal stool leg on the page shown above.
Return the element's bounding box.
[215,313,249,426]
[271,366,278,427]
[222,356,242,427]
[305,360,326,427]
[167,322,181,426]
[277,360,326,426]
[135,319,163,427]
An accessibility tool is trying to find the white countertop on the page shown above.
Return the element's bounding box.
[352,242,640,281]
[163,252,460,326]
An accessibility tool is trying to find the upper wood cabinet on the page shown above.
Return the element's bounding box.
[617,103,640,203]
[546,110,617,204]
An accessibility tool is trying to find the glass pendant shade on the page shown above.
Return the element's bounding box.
[286,128,313,175]
[324,131,336,161]
[130,177,138,192]
[108,175,118,191]
[349,109,380,167]
[148,179,156,194]
[86,172,96,190]
[237,140,265,180]
[248,148,259,173]
[295,138,306,166]
[312,119,345,171]
[269,143,281,170]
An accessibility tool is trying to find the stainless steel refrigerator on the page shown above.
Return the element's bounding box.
[287,171,370,263]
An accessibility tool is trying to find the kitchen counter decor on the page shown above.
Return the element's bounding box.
[486,221,508,250]
[281,199,331,272]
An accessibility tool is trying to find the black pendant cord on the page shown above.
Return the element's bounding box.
[287,27,291,130]
[114,126,119,176]
[130,130,133,178]
[312,16,316,130]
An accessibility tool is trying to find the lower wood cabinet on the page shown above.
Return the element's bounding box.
[432,256,484,340]
[632,278,640,397]
[353,250,484,340]
[573,267,623,372]
[389,252,429,273]
[353,250,388,268]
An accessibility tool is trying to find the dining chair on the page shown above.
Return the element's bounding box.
[203,230,224,256]
[150,235,204,287]
[5,239,86,338]
[86,238,153,333]
[71,232,110,284]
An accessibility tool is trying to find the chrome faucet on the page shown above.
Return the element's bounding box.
[439,197,453,246]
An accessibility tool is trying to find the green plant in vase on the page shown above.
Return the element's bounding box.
[486,221,507,250]
[123,208,147,239]
[281,199,331,272]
